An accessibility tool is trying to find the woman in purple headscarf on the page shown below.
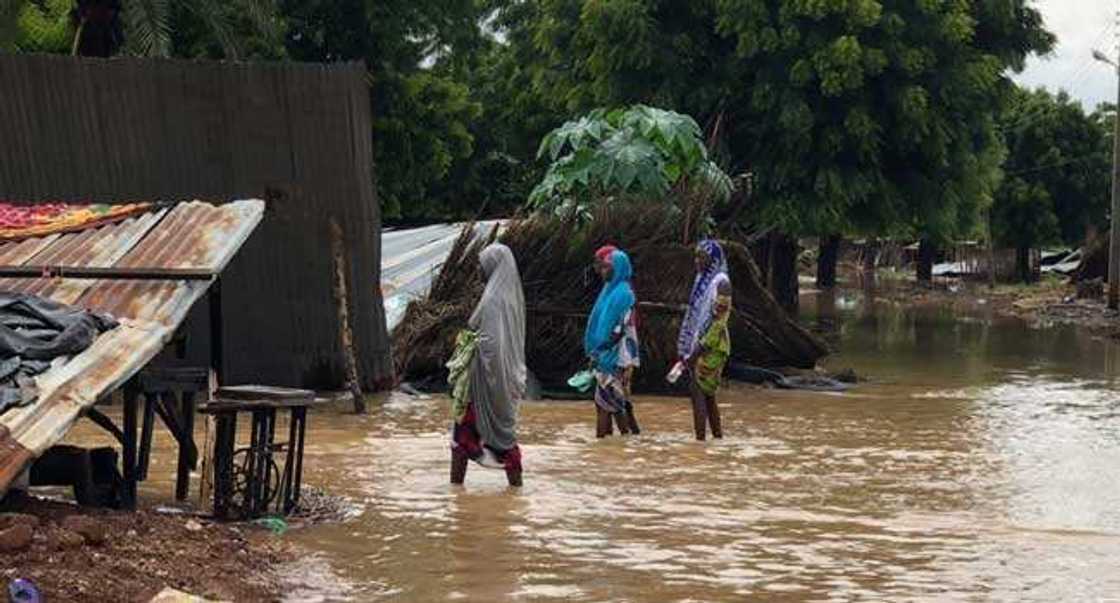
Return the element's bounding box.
[677,239,732,440]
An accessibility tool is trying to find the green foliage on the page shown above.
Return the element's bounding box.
[992,177,1058,250]
[7,0,71,53]
[499,0,1054,241]
[281,0,489,220]
[528,105,732,215]
[1,0,283,58]
[993,88,1110,250]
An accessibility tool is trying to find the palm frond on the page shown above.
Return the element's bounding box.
[123,0,171,57]
[238,0,280,47]
[182,0,238,59]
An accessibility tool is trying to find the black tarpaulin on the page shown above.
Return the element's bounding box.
[0,291,118,413]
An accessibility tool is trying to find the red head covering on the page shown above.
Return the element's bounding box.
[595,245,617,262]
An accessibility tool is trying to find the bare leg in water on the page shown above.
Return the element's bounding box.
[505,463,522,487]
[451,447,523,486]
[612,411,631,435]
[596,406,614,438]
[621,368,640,434]
[705,394,722,438]
[689,374,722,440]
[451,448,468,484]
[624,402,641,434]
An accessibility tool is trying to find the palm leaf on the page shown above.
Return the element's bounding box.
[182,0,238,58]
[238,0,280,46]
[123,0,170,57]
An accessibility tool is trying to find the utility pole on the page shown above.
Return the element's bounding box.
[1093,48,1120,310]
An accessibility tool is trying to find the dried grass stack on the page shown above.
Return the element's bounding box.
[392,206,828,393]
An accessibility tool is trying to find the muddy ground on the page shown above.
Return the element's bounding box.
[1,493,291,602]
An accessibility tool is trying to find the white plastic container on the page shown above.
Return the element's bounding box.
[666,360,685,384]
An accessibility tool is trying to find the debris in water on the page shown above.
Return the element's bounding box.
[287,487,364,526]
[148,587,227,602]
[252,517,288,535]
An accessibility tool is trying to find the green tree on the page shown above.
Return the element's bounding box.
[2,0,282,58]
[281,0,489,221]
[993,88,1110,282]
[2,0,71,53]
[494,0,1053,299]
[992,178,1056,282]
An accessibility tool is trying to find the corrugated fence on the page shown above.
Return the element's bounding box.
[0,54,391,390]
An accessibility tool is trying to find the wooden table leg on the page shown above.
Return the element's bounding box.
[137,393,157,481]
[213,412,236,518]
[122,386,139,510]
[176,392,196,501]
[259,409,276,515]
[292,406,307,509]
[281,408,299,514]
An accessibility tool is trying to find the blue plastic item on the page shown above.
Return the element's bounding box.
[8,578,41,603]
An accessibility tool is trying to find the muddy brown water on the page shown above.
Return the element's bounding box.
[62,291,1120,601]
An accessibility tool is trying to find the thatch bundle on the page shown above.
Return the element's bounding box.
[392,206,828,392]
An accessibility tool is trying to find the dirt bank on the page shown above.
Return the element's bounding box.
[1,493,292,602]
[858,273,1120,339]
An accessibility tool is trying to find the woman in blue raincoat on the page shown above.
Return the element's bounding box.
[584,246,641,437]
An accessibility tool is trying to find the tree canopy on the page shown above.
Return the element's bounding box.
[491,0,1054,244]
[992,88,1111,271]
[6,0,1092,253]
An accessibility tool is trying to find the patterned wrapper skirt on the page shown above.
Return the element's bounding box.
[452,402,522,471]
[594,372,631,414]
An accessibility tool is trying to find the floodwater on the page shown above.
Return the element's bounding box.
[69,290,1120,601]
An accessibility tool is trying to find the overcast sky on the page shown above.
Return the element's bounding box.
[1014,0,1118,109]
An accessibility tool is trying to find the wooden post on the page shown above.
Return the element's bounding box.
[1109,60,1120,308]
[176,392,196,501]
[209,280,224,386]
[330,218,366,413]
[137,394,156,481]
[122,384,139,510]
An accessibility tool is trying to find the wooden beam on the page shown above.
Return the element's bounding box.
[84,408,125,446]
[0,265,215,280]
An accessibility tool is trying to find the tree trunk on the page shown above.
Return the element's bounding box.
[769,232,799,311]
[917,238,936,284]
[816,234,840,289]
[1015,245,1034,284]
[862,238,879,273]
[330,218,366,414]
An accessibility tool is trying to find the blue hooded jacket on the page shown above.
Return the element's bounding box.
[584,250,636,374]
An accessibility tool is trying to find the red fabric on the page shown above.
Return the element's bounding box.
[595,245,617,262]
[0,203,69,229]
[453,403,522,472]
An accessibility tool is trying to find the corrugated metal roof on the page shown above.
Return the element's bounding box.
[380,220,503,330]
[0,200,264,495]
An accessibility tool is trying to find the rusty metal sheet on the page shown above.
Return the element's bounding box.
[0,199,264,496]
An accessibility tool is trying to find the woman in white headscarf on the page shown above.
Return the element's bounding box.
[446,243,527,486]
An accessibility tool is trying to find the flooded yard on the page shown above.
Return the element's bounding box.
[66,291,1120,601]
